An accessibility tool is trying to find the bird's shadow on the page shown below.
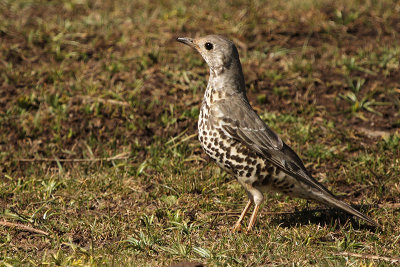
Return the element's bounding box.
[267,205,379,231]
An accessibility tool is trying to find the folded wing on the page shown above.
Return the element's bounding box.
[211,96,334,196]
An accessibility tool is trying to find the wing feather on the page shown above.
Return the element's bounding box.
[211,97,334,196]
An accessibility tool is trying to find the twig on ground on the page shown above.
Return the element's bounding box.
[75,95,130,107]
[336,252,400,263]
[378,203,400,209]
[17,155,129,162]
[0,220,49,236]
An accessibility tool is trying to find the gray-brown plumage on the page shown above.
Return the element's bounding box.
[177,35,378,231]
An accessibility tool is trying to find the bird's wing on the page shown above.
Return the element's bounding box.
[210,97,334,196]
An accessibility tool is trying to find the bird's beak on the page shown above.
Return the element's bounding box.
[176,37,198,49]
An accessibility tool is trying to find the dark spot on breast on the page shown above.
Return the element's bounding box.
[255,164,261,176]
[239,170,244,176]
[267,166,275,174]
[240,146,250,154]
[235,164,244,170]
[231,155,243,162]
[261,173,271,185]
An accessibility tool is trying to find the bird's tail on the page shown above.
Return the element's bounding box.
[312,191,379,227]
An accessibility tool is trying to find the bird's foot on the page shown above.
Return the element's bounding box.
[232,222,242,232]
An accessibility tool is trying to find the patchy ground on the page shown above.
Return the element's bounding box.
[1,0,400,265]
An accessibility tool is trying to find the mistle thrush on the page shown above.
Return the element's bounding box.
[177,35,378,231]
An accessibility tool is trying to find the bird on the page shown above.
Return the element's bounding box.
[176,35,379,231]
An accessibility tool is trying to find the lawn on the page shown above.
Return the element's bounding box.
[1,0,400,265]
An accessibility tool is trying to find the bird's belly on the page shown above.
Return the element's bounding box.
[255,171,312,199]
[198,121,313,199]
[198,122,273,185]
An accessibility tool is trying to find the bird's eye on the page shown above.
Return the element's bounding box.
[205,42,213,50]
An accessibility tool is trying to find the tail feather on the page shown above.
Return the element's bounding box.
[313,192,379,227]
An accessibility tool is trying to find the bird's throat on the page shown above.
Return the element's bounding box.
[208,65,246,96]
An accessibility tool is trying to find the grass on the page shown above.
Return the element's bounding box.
[1,0,400,265]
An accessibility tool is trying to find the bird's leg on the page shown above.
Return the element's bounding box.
[241,184,263,232]
[246,203,260,232]
[233,199,252,231]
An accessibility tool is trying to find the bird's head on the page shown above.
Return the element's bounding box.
[177,35,240,75]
